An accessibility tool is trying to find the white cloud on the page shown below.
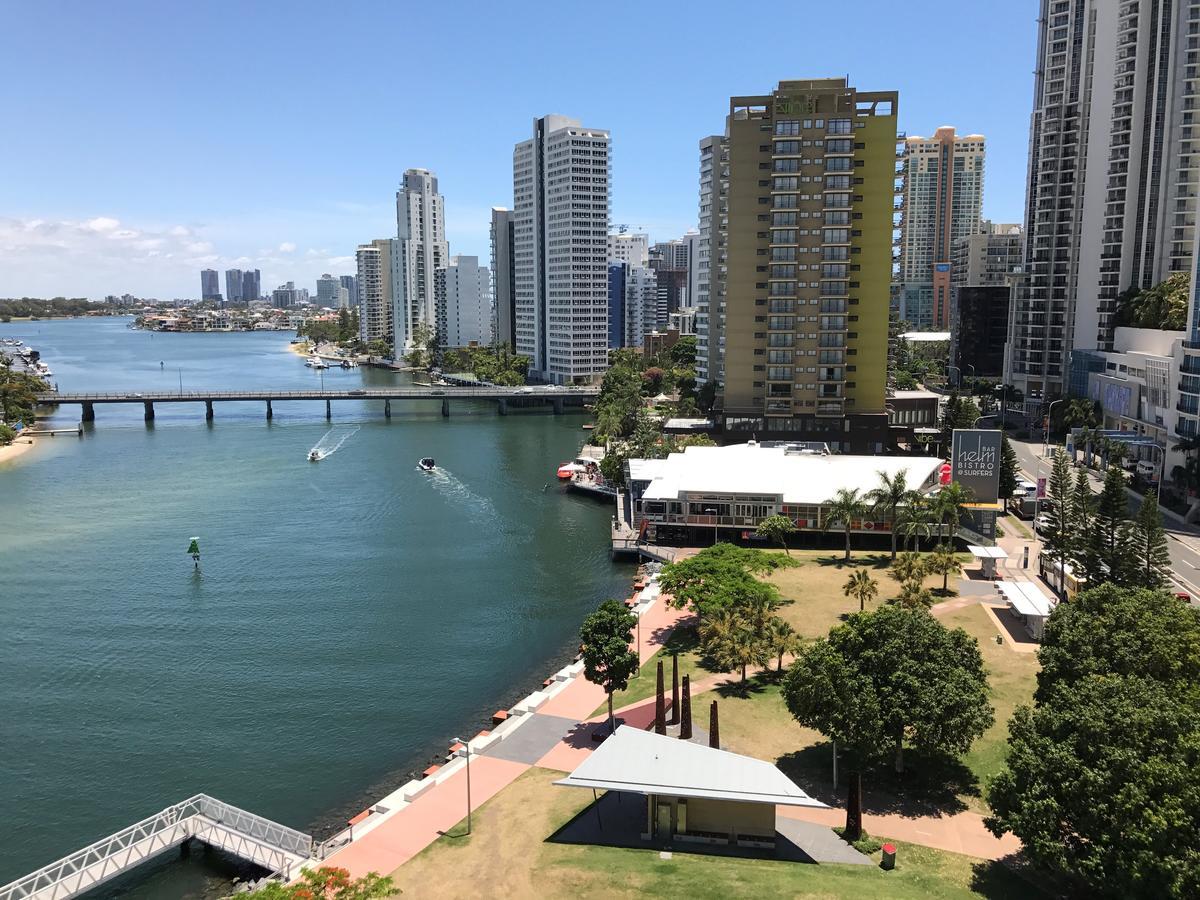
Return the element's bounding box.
[168,225,191,237]
[278,241,296,253]
[83,216,120,233]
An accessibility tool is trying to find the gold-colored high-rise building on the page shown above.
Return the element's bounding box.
[710,78,898,452]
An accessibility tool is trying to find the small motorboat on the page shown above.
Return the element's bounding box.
[418,457,436,471]
[306,356,330,369]
[309,449,323,462]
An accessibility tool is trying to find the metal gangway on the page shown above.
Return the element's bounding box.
[0,794,314,900]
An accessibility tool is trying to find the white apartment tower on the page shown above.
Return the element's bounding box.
[695,134,727,384]
[395,168,449,352]
[356,239,398,345]
[513,115,611,384]
[437,255,492,348]
[1006,0,1200,407]
[607,232,649,267]
[624,265,659,349]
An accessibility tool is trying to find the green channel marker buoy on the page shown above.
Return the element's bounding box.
[187,536,201,569]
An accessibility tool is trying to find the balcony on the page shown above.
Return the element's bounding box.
[816,400,845,417]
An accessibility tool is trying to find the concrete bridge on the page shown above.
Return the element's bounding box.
[0,794,314,900]
[35,386,598,423]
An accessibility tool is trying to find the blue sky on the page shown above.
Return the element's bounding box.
[1,0,1039,299]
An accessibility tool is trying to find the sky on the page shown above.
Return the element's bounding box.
[0,0,1040,300]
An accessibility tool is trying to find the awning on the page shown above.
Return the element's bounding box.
[554,725,826,808]
[998,581,1053,618]
[967,545,1009,560]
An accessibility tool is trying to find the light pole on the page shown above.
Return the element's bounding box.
[452,737,472,835]
[1043,398,1066,458]
[705,507,719,546]
[947,364,961,388]
[178,368,183,395]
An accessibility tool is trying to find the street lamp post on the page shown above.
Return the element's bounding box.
[1043,398,1066,458]
[178,368,183,395]
[452,737,472,835]
[947,364,961,388]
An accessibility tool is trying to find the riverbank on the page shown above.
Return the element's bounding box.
[0,435,37,466]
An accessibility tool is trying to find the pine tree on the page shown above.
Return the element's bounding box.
[1069,467,1099,577]
[999,436,1019,500]
[1094,465,1133,587]
[1041,450,1074,574]
[1129,494,1171,589]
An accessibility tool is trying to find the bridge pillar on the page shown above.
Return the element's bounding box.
[266,400,273,420]
[497,398,508,416]
[384,399,391,419]
[326,399,332,420]
[441,398,450,418]
[205,400,214,421]
[552,397,564,415]
[143,401,154,421]
[81,402,95,423]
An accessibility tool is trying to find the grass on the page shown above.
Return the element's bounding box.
[393,767,1043,900]
[940,604,1039,811]
[590,626,713,718]
[766,550,960,640]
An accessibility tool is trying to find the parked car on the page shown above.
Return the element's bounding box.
[1034,515,1053,535]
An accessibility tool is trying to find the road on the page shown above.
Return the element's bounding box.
[1006,435,1200,598]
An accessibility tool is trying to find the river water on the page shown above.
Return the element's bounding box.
[0,318,629,896]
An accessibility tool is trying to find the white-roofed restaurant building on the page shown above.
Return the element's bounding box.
[621,441,943,549]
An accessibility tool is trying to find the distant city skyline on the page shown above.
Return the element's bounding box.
[0,1,1036,298]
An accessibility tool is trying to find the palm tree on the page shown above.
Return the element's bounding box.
[896,498,936,551]
[890,551,927,587]
[928,543,963,593]
[842,569,878,612]
[700,607,767,683]
[866,470,911,561]
[891,581,935,609]
[763,617,800,672]
[933,482,974,542]
[823,488,868,562]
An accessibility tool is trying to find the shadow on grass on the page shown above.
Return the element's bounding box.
[969,854,1059,899]
[775,743,978,819]
[713,671,772,699]
[813,553,893,571]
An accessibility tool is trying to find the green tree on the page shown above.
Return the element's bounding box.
[896,498,936,551]
[0,361,48,427]
[866,469,911,561]
[823,487,868,561]
[1129,495,1171,589]
[764,617,800,672]
[932,481,973,542]
[783,605,993,838]
[579,599,640,735]
[701,606,770,683]
[999,436,1019,500]
[658,543,790,624]
[1092,465,1132,586]
[696,379,718,413]
[0,422,17,446]
[1113,271,1190,330]
[927,543,963,593]
[1040,450,1074,584]
[891,581,935,609]
[756,514,796,555]
[890,551,927,587]
[668,335,697,367]
[1034,584,1200,697]
[244,867,393,898]
[842,568,878,612]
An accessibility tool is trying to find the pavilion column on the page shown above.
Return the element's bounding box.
[680,675,692,740]
[671,654,679,725]
[655,661,666,735]
[709,700,720,749]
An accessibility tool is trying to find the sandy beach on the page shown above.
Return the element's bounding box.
[0,436,38,466]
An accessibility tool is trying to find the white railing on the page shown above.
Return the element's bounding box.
[36,387,597,402]
[0,794,312,900]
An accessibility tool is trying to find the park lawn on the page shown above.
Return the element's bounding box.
[938,604,1039,813]
[766,551,958,640]
[392,767,1040,900]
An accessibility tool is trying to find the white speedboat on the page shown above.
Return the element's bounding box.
[306,357,330,369]
[309,449,324,462]
[418,457,436,471]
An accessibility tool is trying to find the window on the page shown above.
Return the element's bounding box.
[775,120,801,136]
[824,193,851,208]
[822,264,849,278]
[771,247,797,261]
[824,211,850,225]
[825,175,851,189]
[774,194,799,209]
[770,264,797,277]
[772,212,798,226]
[823,228,850,243]
[774,158,800,173]
[827,118,852,135]
[826,157,852,172]
[826,138,852,153]
[773,176,799,190]
[775,141,801,154]
[772,229,797,243]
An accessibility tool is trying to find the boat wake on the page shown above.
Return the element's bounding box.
[308,425,360,461]
[425,467,497,517]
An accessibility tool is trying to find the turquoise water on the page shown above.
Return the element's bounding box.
[0,318,628,895]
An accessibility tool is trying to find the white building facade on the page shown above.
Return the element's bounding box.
[607,232,649,267]
[437,255,492,348]
[513,115,611,384]
[356,239,397,345]
[695,134,727,384]
[394,168,449,352]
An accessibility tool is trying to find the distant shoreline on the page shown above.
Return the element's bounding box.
[0,435,38,467]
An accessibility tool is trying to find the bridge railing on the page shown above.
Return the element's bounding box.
[36,388,597,401]
[0,794,311,900]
